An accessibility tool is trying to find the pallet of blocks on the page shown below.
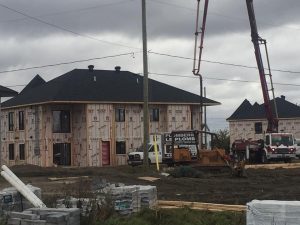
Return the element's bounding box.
[247,200,300,225]
[110,185,157,215]
[0,185,42,213]
[7,208,80,225]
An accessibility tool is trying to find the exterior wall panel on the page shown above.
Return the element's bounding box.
[229,119,300,145]
[1,103,202,167]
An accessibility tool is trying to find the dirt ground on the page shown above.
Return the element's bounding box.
[1,164,300,206]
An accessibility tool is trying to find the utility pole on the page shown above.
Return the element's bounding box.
[204,87,207,148]
[142,0,149,167]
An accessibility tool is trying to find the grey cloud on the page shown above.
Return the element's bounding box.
[1,0,299,42]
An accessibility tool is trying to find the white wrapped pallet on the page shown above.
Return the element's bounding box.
[111,185,139,214]
[247,200,300,225]
[138,185,157,209]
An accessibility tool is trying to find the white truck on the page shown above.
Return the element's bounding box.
[127,133,173,166]
[127,132,199,166]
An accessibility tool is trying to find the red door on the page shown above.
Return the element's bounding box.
[102,141,110,166]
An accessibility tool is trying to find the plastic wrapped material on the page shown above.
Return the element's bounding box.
[56,184,158,216]
[247,200,300,225]
[111,185,157,214]
[0,185,42,212]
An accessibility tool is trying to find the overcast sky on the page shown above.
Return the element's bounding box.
[0,0,300,131]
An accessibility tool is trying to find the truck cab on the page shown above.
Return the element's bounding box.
[127,134,164,166]
[127,144,162,166]
[263,133,296,162]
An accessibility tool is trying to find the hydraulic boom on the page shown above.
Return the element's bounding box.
[193,0,209,75]
[245,0,278,133]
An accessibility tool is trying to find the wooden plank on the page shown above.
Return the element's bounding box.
[158,200,246,212]
[245,163,300,169]
[48,176,90,181]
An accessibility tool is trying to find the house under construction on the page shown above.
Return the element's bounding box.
[1,66,220,167]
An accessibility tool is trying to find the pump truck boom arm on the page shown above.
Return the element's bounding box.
[193,0,209,75]
[245,0,278,133]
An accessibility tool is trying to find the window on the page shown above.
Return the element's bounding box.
[266,135,270,145]
[19,144,25,160]
[116,141,126,154]
[115,108,125,122]
[53,110,71,133]
[254,122,262,134]
[149,144,159,152]
[8,112,14,131]
[8,144,14,160]
[150,108,159,122]
[19,111,25,130]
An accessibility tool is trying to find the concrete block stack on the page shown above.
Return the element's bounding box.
[110,185,140,214]
[109,185,157,215]
[55,184,158,216]
[138,185,157,209]
[247,200,300,225]
[7,208,80,225]
[56,197,91,216]
[0,185,42,212]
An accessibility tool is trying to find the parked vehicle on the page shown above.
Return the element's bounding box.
[127,133,171,166]
[295,138,300,159]
[232,133,296,163]
[230,0,297,164]
[127,132,200,166]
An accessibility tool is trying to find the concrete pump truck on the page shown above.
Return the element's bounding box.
[231,0,296,163]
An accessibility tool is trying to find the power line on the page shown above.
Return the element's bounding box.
[0,52,138,74]
[1,3,299,76]
[149,0,300,33]
[0,0,132,24]
[0,49,298,76]
[0,3,140,50]
[6,70,300,93]
[149,51,300,74]
[6,84,25,88]
[149,72,300,87]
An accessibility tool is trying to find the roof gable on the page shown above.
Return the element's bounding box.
[0,85,17,98]
[20,74,46,94]
[2,68,220,108]
[227,96,300,120]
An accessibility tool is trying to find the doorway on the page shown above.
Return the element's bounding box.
[53,143,71,166]
[102,141,110,166]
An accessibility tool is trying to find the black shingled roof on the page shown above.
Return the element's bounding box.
[20,74,46,94]
[227,96,300,120]
[0,85,17,98]
[2,69,220,108]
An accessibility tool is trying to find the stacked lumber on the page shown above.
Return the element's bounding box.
[158,200,246,212]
